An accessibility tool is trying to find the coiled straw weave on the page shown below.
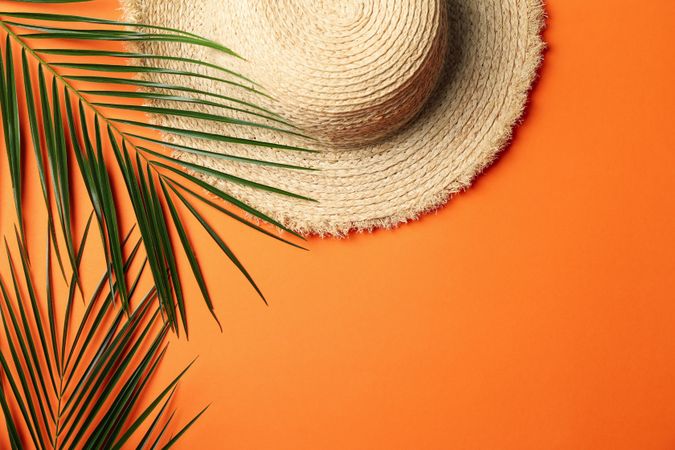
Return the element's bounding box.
[121,0,545,235]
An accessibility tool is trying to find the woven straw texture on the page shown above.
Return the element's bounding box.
[121,0,545,235]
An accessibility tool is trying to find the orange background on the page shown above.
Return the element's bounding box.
[2,1,675,449]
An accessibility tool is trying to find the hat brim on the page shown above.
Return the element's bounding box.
[121,0,545,236]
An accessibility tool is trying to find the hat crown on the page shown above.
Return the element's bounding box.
[250,0,448,147]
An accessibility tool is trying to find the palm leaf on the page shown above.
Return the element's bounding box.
[0,1,312,334]
[0,35,23,236]
[21,47,68,279]
[0,223,204,449]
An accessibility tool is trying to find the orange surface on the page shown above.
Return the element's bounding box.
[1,1,675,449]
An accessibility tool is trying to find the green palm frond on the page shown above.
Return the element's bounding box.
[0,0,312,335]
[0,223,204,450]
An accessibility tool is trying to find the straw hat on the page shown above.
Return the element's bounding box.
[121,0,545,235]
